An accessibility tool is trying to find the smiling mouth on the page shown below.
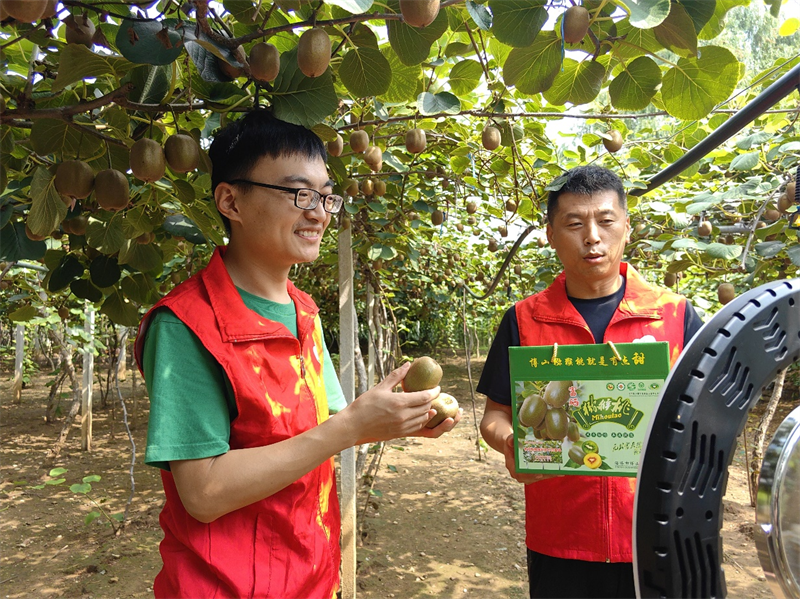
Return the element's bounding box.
[296,230,321,239]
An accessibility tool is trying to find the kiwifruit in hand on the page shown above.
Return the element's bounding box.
[349,130,369,153]
[405,128,426,154]
[426,392,459,428]
[518,393,547,429]
[542,380,571,408]
[563,5,590,44]
[130,138,166,182]
[297,28,331,78]
[94,169,130,211]
[697,220,713,237]
[431,209,444,226]
[482,126,501,151]
[327,134,344,157]
[361,178,374,196]
[664,272,677,287]
[603,130,624,153]
[3,0,48,21]
[717,282,736,305]
[399,0,440,28]
[55,160,94,199]
[249,42,280,82]
[164,134,200,173]
[64,14,95,46]
[373,179,386,196]
[402,356,443,392]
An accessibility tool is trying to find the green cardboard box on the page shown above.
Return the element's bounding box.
[509,342,670,477]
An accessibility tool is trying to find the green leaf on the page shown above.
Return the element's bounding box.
[70,279,103,303]
[786,244,800,267]
[122,205,155,238]
[86,216,126,255]
[28,167,68,237]
[489,0,547,47]
[704,243,743,260]
[45,478,66,485]
[84,512,102,525]
[681,0,716,33]
[737,132,772,150]
[417,91,460,115]
[387,5,449,66]
[49,468,68,477]
[503,31,561,95]
[118,239,163,273]
[124,64,174,105]
[387,464,398,473]
[448,60,483,96]
[623,0,671,29]
[609,56,661,110]
[83,475,102,483]
[115,18,187,66]
[121,273,159,305]
[271,48,339,127]
[661,46,740,120]
[543,58,606,106]
[327,0,373,13]
[30,119,103,161]
[653,2,698,56]
[754,241,785,258]
[730,151,760,171]
[613,20,662,60]
[100,288,141,327]
[0,222,47,262]
[70,482,91,494]
[339,47,392,98]
[89,255,121,288]
[52,44,132,93]
[48,254,84,292]
[162,214,207,244]
[699,0,749,40]
[466,0,492,30]
[9,305,38,322]
[379,47,422,103]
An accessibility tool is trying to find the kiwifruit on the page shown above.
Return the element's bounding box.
[785,181,796,202]
[466,201,477,214]
[25,223,48,241]
[498,225,508,237]
[664,272,677,287]
[518,393,547,429]
[455,222,464,232]
[717,282,736,305]
[327,134,344,157]
[64,13,95,47]
[41,0,57,18]
[545,408,569,440]
[568,444,586,464]
[373,179,386,196]
[778,192,793,213]
[488,239,498,252]
[567,422,581,443]
[405,128,426,154]
[697,220,713,237]
[164,134,200,173]
[466,216,476,226]
[345,179,359,197]
[542,380,571,408]
[361,178,374,196]
[633,222,646,235]
[68,215,89,236]
[218,57,244,79]
[349,130,369,153]
[402,356,443,392]
[94,169,130,211]
[537,237,546,248]
[249,42,280,82]
[3,0,48,22]
[505,199,517,213]
[364,145,382,170]
[55,160,94,199]
[399,0,440,28]
[130,138,166,182]
[431,209,444,226]
[603,130,624,153]
[58,306,70,320]
[514,264,522,275]
[764,209,781,222]
[137,231,154,244]
[481,126,501,151]
[297,28,331,78]
[426,392,458,428]
[562,5,590,44]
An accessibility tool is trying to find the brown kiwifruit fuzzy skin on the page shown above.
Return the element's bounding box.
[64,14,95,47]
[349,130,369,153]
[249,42,280,82]
[399,0,440,28]
[402,356,443,392]
[405,128,426,154]
[327,134,344,157]
[4,0,48,22]
[717,283,736,305]
[130,138,166,183]
[373,179,386,197]
[361,179,374,196]
[482,126,501,151]
[95,169,130,211]
[25,223,48,241]
[603,130,624,153]
[664,272,677,287]
[697,220,713,237]
[55,160,95,199]
[425,393,458,428]
[563,5,590,44]
[164,134,200,173]
[297,28,331,78]
[431,209,444,226]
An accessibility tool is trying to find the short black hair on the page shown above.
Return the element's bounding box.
[546,166,626,223]
[209,109,328,235]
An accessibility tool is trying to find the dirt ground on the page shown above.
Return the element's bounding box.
[1,353,796,598]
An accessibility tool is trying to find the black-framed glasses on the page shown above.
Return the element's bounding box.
[227,179,344,214]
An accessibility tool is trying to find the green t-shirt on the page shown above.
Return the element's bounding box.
[143,287,346,470]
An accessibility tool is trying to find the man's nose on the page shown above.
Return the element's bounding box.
[584,222,600,244]
[307,199,328,221]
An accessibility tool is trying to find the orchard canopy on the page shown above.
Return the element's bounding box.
[1,0,799,343]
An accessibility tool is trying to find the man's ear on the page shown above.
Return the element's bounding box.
[215,183,242,225]
[625,216,631,244]
[545,222,553,246]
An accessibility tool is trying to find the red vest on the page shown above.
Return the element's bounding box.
[514,263,686,562]
[134,248,340,599]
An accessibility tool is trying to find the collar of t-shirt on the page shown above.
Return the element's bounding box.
[567,278,627,343]
[236,286,297,338]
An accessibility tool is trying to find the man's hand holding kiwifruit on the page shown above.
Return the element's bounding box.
[401,357,462,434]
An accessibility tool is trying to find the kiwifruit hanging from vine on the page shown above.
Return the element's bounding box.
[164,134,200,173]
[327,134,344,157]
[717,283,736,305]
[405,128,427,154]
[482,126,501,151]
[664,272,677,287]
[344,179,359,197]
[68,215,89,236]
[466,201,477,215]
[562,5,590,44]
[130,138,166,183]
[364,145,382,170]
[603,130,624,153]
[361,178,374,196]
[373,179,386,196]
[297,28,331,78]
[399,0,440,28]
[41,0,57,18]
[25,222,48,241]
[349,130,369,153]
[505,199,517,213]
[249,42,280,82]
[3,0,48,22]
[64,13,95,46]
[697,219,713,237]
[514,264,522,275]
[94,169,130,212]
[55,160,95,199]
[431,209,444,226]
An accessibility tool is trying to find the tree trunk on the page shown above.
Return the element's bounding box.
[748,370,787,506]
[48,327,82,459]
[117,327,128,382]
[81,306,95,452]
[13,324,24,404]
[45,369,68,423]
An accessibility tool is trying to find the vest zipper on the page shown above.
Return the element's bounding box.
[299,354,306,379]
[603,477,611,562]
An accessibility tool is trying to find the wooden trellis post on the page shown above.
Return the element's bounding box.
[13,323,24,403]
[81,305,95,451]
[367,285,376,387]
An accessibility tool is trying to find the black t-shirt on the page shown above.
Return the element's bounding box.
[476,282,704,406]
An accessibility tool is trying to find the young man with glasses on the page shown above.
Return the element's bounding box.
[134,110,460,599]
